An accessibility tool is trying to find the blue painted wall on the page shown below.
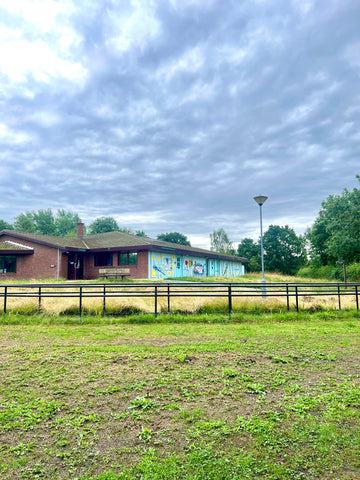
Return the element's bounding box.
[148,252,244,279]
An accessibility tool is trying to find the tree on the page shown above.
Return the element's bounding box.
[13,209,82,236]
[210,228,233,254]
[55,210,81,237]
[263,225,307,275]
[33,209,56,235]
[237,238,261,272]
[307,177,360,265]
[157,232,191,246]
[135,230,148,237]
[88,217,119,234]
[13,212,36,232]
[0,219,13,231]
[118,227,134,234]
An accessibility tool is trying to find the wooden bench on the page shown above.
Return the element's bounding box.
[99,268,131,280]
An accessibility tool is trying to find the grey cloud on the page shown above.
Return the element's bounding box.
[0,0,359,247]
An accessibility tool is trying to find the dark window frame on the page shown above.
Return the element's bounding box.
[94,253,113,267]
[118,252,137,265]
[0,255,17,273]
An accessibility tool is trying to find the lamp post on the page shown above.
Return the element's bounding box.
[254,195,268,297]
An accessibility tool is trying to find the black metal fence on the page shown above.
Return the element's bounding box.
[0,281,359,316]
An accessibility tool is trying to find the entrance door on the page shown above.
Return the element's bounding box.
[175,256,183,277]
[207,259,215,276]
[68,253,84,280]
[215,260,220,276]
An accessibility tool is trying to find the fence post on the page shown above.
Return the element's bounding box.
[338,284,341,310]
[286,284,290,311]
[356,285,359,311]
[79,286,83,316]
[228,284,232,317]
[38,286,42,313]
[295,286,299,312]
[154,286,158,318]
[4,286,7,314]
[103,284,106,315]
[167,284,170,313]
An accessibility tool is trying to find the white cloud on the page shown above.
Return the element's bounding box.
[157,46,205,82]
[106,0,161,54]
[0,39,86,83]
[0,0,72,32]
[0,123,32,144]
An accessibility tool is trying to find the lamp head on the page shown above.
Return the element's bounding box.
[253,195,268,206]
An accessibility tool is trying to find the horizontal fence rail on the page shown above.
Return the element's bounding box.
[0,281,359,316]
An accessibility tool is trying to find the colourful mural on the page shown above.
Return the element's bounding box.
[149,252,244,279]
[220,261,244,277]
[183,256,206,277]
[150,253,177,279]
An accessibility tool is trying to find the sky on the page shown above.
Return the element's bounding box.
[0,0,359,249]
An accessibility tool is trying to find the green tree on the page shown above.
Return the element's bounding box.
[118,227,134,234]
[157,232,191,246]
[88,217,119,234]
[307,177,360,264]
[237,238,261,272]
[13,212,36,232]
[135,230,147,237]
[55,210,81,237]
[0,219,13,231]
[210,228,234,254]
[263,225,307,275]
[33,209,56,235]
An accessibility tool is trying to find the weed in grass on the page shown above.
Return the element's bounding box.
[128,396,159,412]
[137,426,154,443]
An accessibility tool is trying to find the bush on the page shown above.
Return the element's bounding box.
[298,262,360,282]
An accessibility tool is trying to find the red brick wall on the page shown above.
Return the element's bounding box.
[0,235,150,280]
[83,251,149,279]
[0,235,67,280]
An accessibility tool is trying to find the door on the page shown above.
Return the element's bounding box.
[175,256,183,277]
[207,259,215,276]
[215,259,220,276]
[67,253,84,280]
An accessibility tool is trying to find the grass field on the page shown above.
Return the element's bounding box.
[0,313,359,479]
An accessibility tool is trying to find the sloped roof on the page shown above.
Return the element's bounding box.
[0,240,34,255]
[0,230,247,262]
[0,230,85,249]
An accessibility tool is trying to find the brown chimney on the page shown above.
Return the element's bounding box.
[77,221,84,238]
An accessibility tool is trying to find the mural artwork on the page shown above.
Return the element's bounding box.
[150,254,176,279]
[149,252,244,279]
[183,257,206,277]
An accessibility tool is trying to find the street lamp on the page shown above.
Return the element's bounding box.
[254,195,268,297]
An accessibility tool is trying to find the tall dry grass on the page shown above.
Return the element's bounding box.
[1,282,357,315]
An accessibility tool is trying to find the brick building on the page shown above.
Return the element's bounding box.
[0,223,247,280]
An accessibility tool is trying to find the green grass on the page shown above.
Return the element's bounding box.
[0,314,359,479]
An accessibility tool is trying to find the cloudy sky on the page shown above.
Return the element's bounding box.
[1,0,359,248]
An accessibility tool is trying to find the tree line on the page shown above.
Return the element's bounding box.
[1,176,359,279]
[229,175,360,280]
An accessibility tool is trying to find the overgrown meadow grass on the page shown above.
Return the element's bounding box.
[0,272,356,316]
[0,312,359,479]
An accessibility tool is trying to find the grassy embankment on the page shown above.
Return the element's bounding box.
[0,313,359,479]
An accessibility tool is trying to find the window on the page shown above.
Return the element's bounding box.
[129,253,137,265]
[118,252,137,265]
[118,253,128,265]
[0,255,16,273]
[94,253,113,267]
